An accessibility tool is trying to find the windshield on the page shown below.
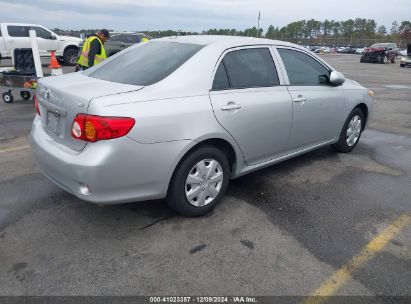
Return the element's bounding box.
[85,41,204,86]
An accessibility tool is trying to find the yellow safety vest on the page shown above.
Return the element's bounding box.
[77,36,107,67]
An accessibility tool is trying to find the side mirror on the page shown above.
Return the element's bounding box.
[329,71,345,85]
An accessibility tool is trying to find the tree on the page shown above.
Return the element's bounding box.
[399,21,411,33]
[341,19,355,38]
[322,19,332,36]
[390,21,399,35]
[376,25,387,36]
[265,25,275,39]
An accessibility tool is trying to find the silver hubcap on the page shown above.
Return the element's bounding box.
[346,115,362,146]
[384,56,387,63]
[185,159,224,207]
[68,51,78,64]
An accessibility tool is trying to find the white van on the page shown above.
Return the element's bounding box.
[0,23,82,65]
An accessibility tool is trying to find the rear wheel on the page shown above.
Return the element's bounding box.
[332,108,364,153]
[20,91,31,100]
[391,56,396,63]
[381,55,388,64]
[2,92,13,103]
[166,146,230,217]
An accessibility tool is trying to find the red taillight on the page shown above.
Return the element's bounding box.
[71,114,135,142]
[33,95,41,116]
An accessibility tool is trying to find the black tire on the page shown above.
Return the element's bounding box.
[332,108,365,153]
[380,55,387,64]
[2,92,13,103]
[400,64,405,67]
[20,91,31,100]
[391,56,396,63]
[360,55,365,63]
[166,146,230,217]
[63,47,79,66]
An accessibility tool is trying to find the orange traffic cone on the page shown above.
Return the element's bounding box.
[49,51,62,76]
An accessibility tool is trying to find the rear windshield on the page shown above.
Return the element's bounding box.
[85,41,204,86]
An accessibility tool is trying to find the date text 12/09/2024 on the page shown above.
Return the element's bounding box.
[150,297,257,303]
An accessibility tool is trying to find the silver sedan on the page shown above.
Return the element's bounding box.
[30,36,373,216]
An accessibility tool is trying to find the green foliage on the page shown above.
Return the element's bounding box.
[51,18,411,47]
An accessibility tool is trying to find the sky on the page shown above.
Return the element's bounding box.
[0,0,409,32]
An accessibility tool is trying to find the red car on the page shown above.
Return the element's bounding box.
[360,43,399,64]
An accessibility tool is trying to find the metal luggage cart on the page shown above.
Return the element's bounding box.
[1,48,39,103]
[0,71,37,103]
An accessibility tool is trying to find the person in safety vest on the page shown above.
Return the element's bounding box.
[76,29,110,71]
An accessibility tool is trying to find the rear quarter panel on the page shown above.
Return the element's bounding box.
[88,93,236,144]
[88,92,246,177]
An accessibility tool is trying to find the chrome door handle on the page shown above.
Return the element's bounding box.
[293,95,307,102]
[221,103,241,111]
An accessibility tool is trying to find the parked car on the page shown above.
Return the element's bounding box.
[314,46,330,54]
[355,47,366,54]
[360,43,399,63]
[337,47,346,53]
[400,44,411,67]
[105,32,151,56]
[341,47,357,54]
[399,49,407,56]
[30,36,373,217]
[0,23,82,65]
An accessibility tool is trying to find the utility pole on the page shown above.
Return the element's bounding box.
[257,11,261,37]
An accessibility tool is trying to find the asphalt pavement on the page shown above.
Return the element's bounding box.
[0,54,410,298]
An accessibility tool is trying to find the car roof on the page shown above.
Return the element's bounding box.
[1,23,42,27]
[155,35,301,49]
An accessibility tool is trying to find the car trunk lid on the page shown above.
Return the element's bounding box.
[36,72,143,151]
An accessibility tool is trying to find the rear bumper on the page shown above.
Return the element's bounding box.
[30,116,191,204]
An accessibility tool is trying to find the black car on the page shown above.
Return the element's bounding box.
[105,32,150,56]
[360,43,399,64]
[78,32,151,59]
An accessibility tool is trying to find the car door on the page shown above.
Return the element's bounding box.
[6,25,31,56]
[275,47,345,149]
[209,46,293,166]
[31,26,56,56]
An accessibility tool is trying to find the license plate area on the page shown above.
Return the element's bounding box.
[46,111,60,135]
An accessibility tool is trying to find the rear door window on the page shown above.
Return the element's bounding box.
[220,48,279,89]
[278,48,330,86]
[7,26,29,37]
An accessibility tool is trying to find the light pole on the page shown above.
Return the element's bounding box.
[257,11,261,37]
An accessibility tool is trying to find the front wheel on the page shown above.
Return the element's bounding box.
[381,55,388,64]
[166,146,230,217]
[332,108,364,153]
[63,48,79,66]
